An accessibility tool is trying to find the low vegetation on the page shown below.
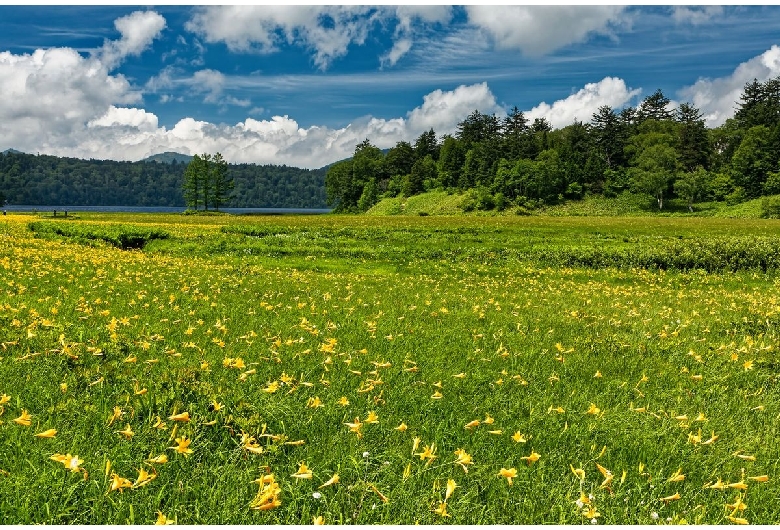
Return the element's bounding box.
[1,212,779,524]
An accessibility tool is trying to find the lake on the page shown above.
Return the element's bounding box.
[1,205,331,215]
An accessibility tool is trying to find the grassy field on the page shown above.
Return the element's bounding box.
[1,211,779,524]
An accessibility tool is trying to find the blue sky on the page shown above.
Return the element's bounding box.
[2,5,780,168]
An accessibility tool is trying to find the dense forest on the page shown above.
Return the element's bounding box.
[0,153,328,209]
[326,77,780,213]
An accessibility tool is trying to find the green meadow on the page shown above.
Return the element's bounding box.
[1,212,779,524]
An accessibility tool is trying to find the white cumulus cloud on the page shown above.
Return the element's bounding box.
[99,10,166,70]
[186,5,452,70]
[2,80,503,168]
[677,45,780,127]
[0,47,139,153]
[526,77,641,128]
[185,5,378,70]
[465,6,627,56]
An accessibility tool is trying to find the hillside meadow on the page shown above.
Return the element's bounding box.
[1,211,779,524]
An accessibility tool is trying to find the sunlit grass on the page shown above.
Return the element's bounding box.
[0,212,779,523]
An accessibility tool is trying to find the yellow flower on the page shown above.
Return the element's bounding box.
[250,474,282,511]
[748,475,769,482]
[585,403,601,415]
[307,396,323,408]
[337,396,350,406]
[35,428,57,438]
[415,444,437,464]
[570,464,585,482]
[454,448,473,473]
[520,451,541,465]
[291,462,313,480]
[169,436,193,456]
[726,495,747,514]
[431,390,443,399]
[318,473,339,489]
[595,462,613,487]
[445,478,457,500]
[667,468,686,482]
[134,468,157,488]
[0,394,10,406]
[512,431,527,443]
[13,409,31,426]
[660,492,681,503]
[582,505,600,519]
[499,467,518,485]
[727,516,749,525]
[394,422,408,432]
[365,411,379,424]
[464,419,480,430]
[704,477,727,490]
[116,423,135,439]
[155,512,175,525]
[727,480,748,490]
[110,472,134,492]
[50,453,83,473]
[107,406,122,426]
[168,411,191,422]
[483,415,495,425]
[344,418,363,438]
[433,501,450,517]
[145,454,168,464]
[312,516,324,525]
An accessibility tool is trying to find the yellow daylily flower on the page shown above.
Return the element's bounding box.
[13,409,31,426]
[146,454,168,464]
[394,422,408,432]
[433,501,450,517]
[660,492,681,503]
[110,473,134,492]
[512,432,527,443]
[50,453,83,473]
[445,478,457,500]
[116,424,135,439]
[155,512,175,525]
[168,411,191,422]
[520,451,541,465]
[454,448,473,473]
[667,468,686,482]
[291,462,313,480]
[134,468,157,488]
[169,436,193,456]
[318,473,339,489]
[415,444,437,464]
[499,467,518,485]
[344,418,363,438]
[35,428,57,438]
[570,464,585,481]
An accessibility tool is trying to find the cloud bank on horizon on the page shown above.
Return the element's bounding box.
[1,6,780,168]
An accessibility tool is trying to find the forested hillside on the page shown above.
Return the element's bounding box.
[326,78,780,214]
[0,153,327,208]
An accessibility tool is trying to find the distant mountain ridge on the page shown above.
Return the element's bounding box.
[2,148,24,155]
[142,152,193,164]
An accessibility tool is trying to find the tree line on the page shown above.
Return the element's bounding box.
[0,153,328,209]
[326,77,780,212]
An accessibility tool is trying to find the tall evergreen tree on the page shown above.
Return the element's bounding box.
[637,89,674,122]
[675,103,712,172]
[210,152,234,211]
